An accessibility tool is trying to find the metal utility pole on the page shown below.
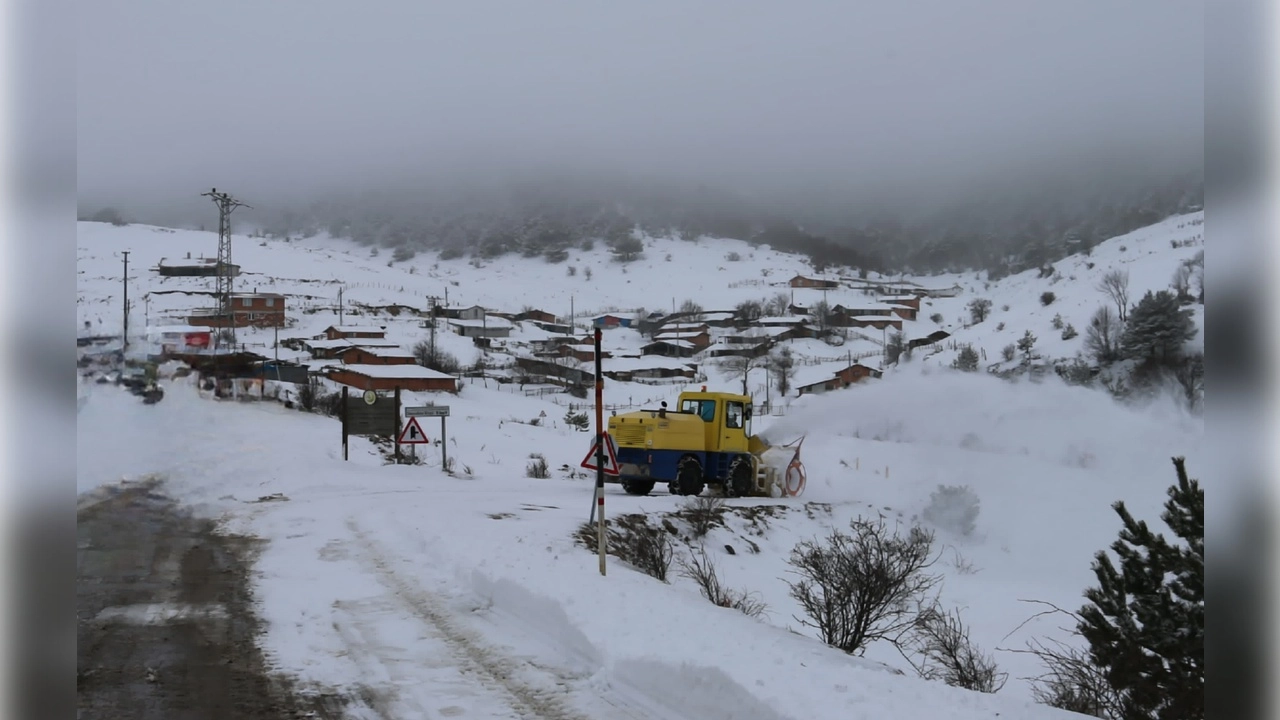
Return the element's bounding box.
[121,251,130,355]
[201,188,250,350]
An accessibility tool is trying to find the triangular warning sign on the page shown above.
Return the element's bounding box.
[581,432,621,476]
[398,416,429,445]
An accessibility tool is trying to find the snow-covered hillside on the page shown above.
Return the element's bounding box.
[76,213,1205,719]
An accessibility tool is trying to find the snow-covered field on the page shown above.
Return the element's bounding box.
[77,214,1205,718]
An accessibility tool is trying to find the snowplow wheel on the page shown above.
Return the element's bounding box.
[622,479,655,496]
[727,456,754,498]
[675,457,704,497]
[783,458,806,497]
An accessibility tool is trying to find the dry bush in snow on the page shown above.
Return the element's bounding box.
[786,516,941,656]
[922,484,981,538]
[681,495,727,539]
[525,453,549,478]
[576,516,675,582]
[908,605,1007,693]
[679,546,768,618]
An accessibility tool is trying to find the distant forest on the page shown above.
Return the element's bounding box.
[92,170,1203,279]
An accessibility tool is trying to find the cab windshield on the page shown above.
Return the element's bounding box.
[680,399,717,422]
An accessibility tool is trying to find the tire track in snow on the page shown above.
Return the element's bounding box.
[345,518,601,720]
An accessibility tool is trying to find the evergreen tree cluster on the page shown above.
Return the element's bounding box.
[1076,457,1203,720]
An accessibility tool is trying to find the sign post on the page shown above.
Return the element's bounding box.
[594,328,606,576]
[397,415,429,466]
[406,404,451,470]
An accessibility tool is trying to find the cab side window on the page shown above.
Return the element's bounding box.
[725,401,743,429]
[699,401,716,422]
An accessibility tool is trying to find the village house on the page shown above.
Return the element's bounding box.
[908,330,952,351]
[449,317,512,339]
[145,325,212,356]
[335,345,417,365]
[528,335,580,353]
[832,304,895,318]
[325,364,458,393]
[788,274,840,289]
[658,321,710,335]
[840,316,904,331]
[796,362,883,396]
[530,320,574,335]
[652,329,711,350]
[514,309,558,324]
[641,339,697,358]
[601,356,697,382]
[437,305,487,321]
[320,325,387,341]
[920,284,964,298]
[188,291,287,328]
[555,343,611,363]
[882,295,922,311]
[514,355,596,387]
[155,255,240,278]
[592,314,632,329]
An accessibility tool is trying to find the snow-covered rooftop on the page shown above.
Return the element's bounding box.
[448,318,514,330]
[340,346,416,359]
[329,364,456,379]
[653,330,706,341]
[306,338,401,350]
[643,339,696,349]
[604,356,695,372]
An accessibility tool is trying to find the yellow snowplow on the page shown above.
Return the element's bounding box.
[606,388,806,498]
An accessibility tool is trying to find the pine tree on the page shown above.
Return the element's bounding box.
[1017,330,1037,365]
[1078,457,1204,720]
[952,345,979,372]
[1119,290,1197,365]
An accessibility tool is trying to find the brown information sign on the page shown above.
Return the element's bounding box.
[345,394,398,436]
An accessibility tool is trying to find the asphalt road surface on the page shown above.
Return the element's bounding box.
[76,478,346,719]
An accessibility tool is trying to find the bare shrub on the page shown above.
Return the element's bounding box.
[679,547,769,618]
[909,605,1007,693]
[922,484,980,537]
[681,495,726,538]
[1020,637,1120,718]
[1002,344,1016,362]
[786,516,941,655]
[998,602,1121,718]
[1041,291,1056,306]
[577,516,675,582]
[412,341,461,374]
[296,379,321,411]
[1084,305,1121,364]
[525,453,549,478]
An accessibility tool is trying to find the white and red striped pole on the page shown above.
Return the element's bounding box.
[594,327,607,576]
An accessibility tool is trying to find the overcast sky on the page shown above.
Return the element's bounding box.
[78,0,1203,213]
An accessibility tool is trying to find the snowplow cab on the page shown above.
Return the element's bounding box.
[607,390,756,497]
